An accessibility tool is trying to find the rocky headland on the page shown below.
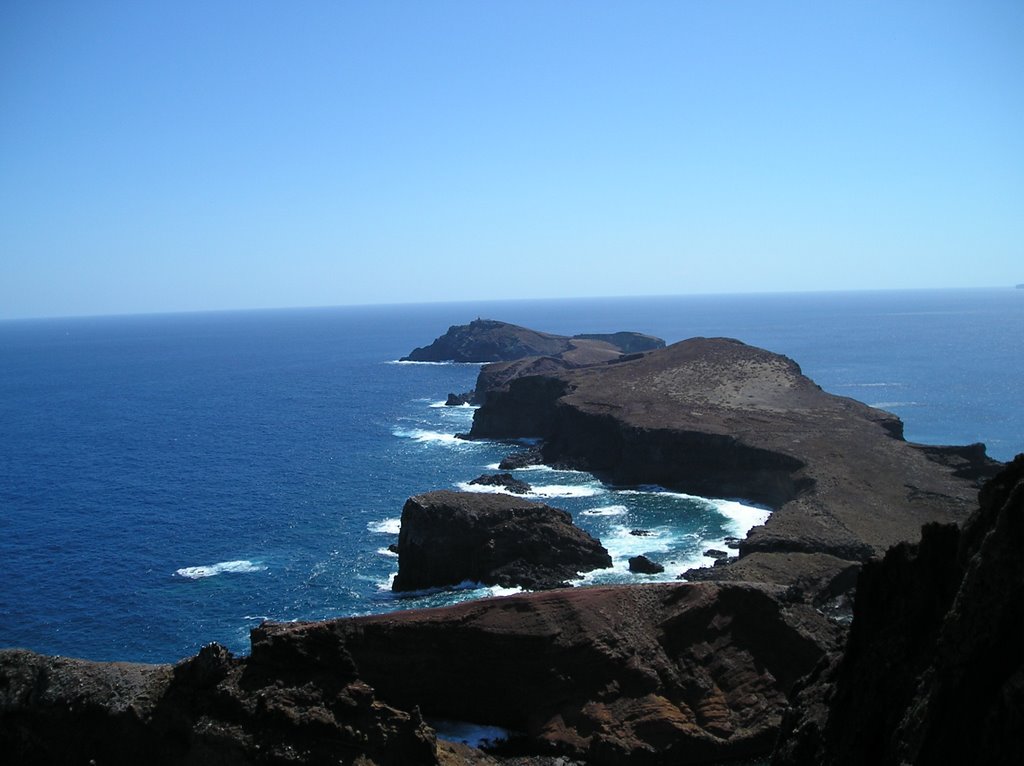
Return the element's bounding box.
[2,324,1016,765]
[401,319,664,364]
[401,319,666,406]
[470,336,1000,601]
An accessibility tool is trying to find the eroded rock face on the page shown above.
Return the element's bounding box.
[772,455,1024,766]
[0,641,438,766]
[392,491,612,592]
[261,582,843,765]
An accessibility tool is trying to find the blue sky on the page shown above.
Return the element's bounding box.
[1,1,1021,319]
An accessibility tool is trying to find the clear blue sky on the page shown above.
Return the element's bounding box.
[1,1,1021,319]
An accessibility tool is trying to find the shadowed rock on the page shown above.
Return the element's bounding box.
[0,641,438,765]
[772,455,1024,766]
[628,555,665,574]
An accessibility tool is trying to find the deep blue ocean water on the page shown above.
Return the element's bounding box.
[1,289,1021,664]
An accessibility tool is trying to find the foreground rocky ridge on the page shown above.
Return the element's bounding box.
[772,454,1024,765]
[471,336,999,598]
[0,581,841,765]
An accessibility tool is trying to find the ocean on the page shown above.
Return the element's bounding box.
[1,289,1021,664]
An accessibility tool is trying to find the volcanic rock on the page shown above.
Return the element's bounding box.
[772,454,1024,765]
[498,446,544,470]
[0,641,438,765]
[628,555,664,574]
[468,472,532,495]
[470,337,1000,599]
[392,491,612,591]
[446,392,474,406]
[259,581,844,765]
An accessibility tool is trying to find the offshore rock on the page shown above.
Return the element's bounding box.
[392,491,612,591]
[470,337,999,600]
[401,319,664,363]
[772,455,1024,765]
[0,640,438,765]
[260,582,844,765]
[628,555,665,574]
[468,472,533,494]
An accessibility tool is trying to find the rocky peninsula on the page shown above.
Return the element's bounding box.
[471,336,999,600]
[2,322,1016,765]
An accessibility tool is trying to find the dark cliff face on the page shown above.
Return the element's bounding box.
[0,641,438,766]
[391,490,612,591]
[772,455,1024,766]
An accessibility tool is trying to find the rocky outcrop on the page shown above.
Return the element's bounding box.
[468,473,532,494]
[628,555,665,574]
[772,454,1024,765]
[392,491,612,591]
[261,582,843,765]
[470,337,1000,600]
[0,641,437,765]
[401,319,664,364]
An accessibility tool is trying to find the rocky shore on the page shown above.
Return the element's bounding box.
[1,323,1017,765]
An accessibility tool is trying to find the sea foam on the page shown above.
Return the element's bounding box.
[175,560,265,579]
[367,518,402,534]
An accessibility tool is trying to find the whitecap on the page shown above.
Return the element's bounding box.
[175,559,265,579]
[527,484,603,499]
[869,401,922,409]
[392,428,468,446]
[712,498,771,537]
[377,547,399,558]
[429,401,477,409]
[367,518,402,534]
[582,505,629,517]
[385,360,485,366]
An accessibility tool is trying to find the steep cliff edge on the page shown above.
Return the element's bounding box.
[772,454,1024,765]
[470,337,999,598]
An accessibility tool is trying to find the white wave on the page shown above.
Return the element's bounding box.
[869,401,922,409]
[711,498,771,537]
[377,547,399,558]
[456,481,517,495]
[393,428,468,446]
[385,358,483,364]
[582,504,629,517]
[377,572,398,591]
[367,518,402,534]
[527,484,603,499]
[175,559,265,579]
[429,401,477,409]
